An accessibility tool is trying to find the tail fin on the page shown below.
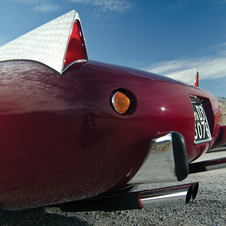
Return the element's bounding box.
[165,68,199,87]
[195,71,199,87]
[0,10,88,74]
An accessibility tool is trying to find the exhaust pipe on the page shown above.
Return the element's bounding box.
[138,183,196,209]
[190,182,199,200]
[139,182,198,209]
[60,183,198,212]
[189,157,226,174]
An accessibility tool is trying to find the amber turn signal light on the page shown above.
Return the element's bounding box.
[112,91,130,115]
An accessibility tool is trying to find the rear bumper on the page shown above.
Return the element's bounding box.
[129,132,189,184]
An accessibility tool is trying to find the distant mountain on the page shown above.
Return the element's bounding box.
[217,97,226,125]
[217,97,226,102]
[217,97,226,113]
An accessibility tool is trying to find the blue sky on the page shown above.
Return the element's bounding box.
[0,0,226,97]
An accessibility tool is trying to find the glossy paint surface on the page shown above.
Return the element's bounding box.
[0,60,222,209]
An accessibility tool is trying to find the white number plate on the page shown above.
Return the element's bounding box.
[192,102,212,144]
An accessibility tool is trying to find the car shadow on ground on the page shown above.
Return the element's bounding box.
[0,207,91,226]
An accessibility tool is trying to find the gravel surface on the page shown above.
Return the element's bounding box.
[1,151,226,226]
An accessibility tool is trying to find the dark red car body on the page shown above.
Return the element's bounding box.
[0,10,225,210]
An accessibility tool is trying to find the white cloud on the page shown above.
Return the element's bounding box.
[69,0,133,13]
[9,0,132,13]
[143,56,226,80]
[9,0,43,4]
[8,0,60,12]
[32,3,60,13]
[142,42,226,80]
[168,0,193,11]
[168,0,226,11]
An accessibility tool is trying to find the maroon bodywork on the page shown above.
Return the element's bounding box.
[0,59,223,209]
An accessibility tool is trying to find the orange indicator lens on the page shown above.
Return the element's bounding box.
[112,92,130,114]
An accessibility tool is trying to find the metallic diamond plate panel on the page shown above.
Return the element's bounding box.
[166,68,198,86]
[0,10,79,74]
